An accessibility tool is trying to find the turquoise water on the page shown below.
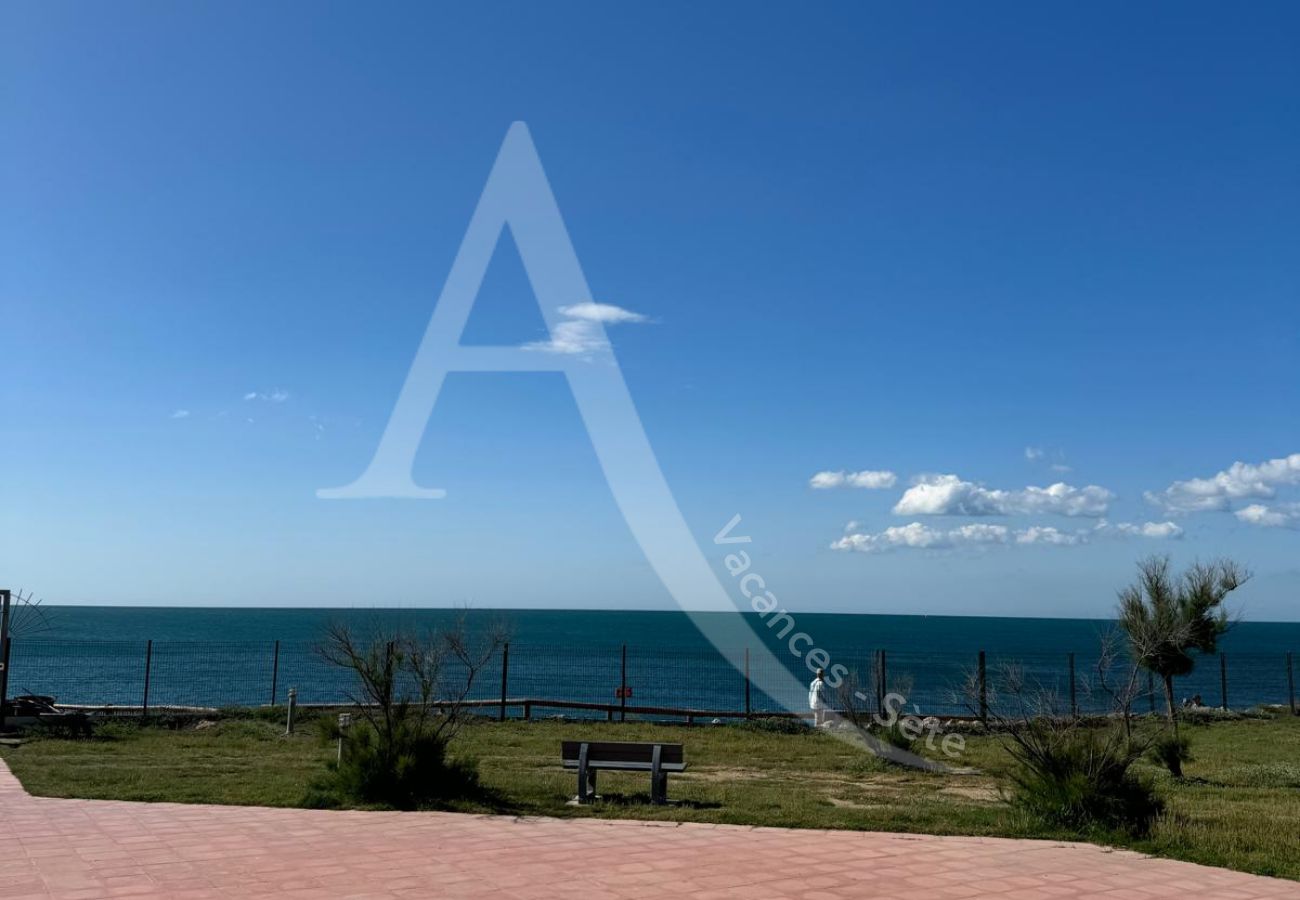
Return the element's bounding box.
[7,608,1298,716]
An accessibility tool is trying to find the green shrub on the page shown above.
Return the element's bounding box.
[876,720,918,753]
[1149,734,1193,778]
[323,719,480,809]
[1006,724,1164,836]
[299,784,345,809]
[1181,706,1240,725]
[740,716,810,735]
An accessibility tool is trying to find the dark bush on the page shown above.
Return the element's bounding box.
[315,616,507,810]
[1008,723,1164,836]
[740,716,811,735]
[876,720,918,753]
[323,719,480,809]
[1149,734,1193,778]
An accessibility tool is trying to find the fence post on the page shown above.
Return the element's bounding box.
[498,643,510,722]
[1288,652,1296,716]
[880,649,888,712]
[1147,671,1156,714]
[744,648,751,718]
[0,589,10,732]
[0,637,10,733]
[1067,652,1077,718]
[620,644,628,723]
[874,650,885,718]
[978,650,988,724]
[1220,653,1228,710]
[141,640,153,718]
[269,640,280,706]
[285,687,297,735]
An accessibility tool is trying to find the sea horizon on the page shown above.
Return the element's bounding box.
[23,603,1300,626]
[17,606,1300,652]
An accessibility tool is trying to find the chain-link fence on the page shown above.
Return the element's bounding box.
[3,638,1297,720]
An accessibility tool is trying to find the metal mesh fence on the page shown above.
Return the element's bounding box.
[8,640,148,707]
[505,643,622,710]
[4,639,1297,720]
[146,642,279,708]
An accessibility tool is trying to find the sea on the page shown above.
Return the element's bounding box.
[5,608,1298,718]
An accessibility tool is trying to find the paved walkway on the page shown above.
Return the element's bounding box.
[2,762,1297,899]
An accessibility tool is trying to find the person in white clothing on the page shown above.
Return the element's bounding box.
[808,668,830,726]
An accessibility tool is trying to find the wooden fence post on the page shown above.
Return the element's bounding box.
[0,589,10,731]
[269,640,280,706]
[1068,652,1077,718]
[1220,653,1229,710]
[0,637,10,733]
[880,650,888,696]
[141,640,153,718]
[498,643,510,722]
[744,648,751,718]
[878,650,889,712]
[620,644,628,723]
[1288,652,1296,716]
[978,650,988,724]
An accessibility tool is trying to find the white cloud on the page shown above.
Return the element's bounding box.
[831,522,1010,553]
[1095,519,1185,540]
[892,474,1113,518]
[244,389,291,403]
[833,517,1181,554]
[1146,453,1300,513]
[1015,526,1084,546]
[950,523,1010,544]
[1234,503,1300,529]
[557,302,649,324]
[523,302,651,355]
[170,409,190,419]
[1132,521,1183,539]
[1025,445,1071,473]
[809,469,898,490]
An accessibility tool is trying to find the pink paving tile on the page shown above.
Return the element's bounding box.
[1,760,1297,899]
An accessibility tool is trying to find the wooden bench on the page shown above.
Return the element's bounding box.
[561,740,686,805]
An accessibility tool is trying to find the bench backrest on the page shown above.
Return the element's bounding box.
[561,740,684,766]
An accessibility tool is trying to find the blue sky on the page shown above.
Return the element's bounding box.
[3,3,1298,619]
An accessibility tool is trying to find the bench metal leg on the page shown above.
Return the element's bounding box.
[577,743,591,804]
[650,744,665,805]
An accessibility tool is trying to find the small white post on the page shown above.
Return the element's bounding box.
[337,712,352,763]
[285,688,298,735]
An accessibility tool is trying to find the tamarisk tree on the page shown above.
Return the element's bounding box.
[1117,556,1248,742]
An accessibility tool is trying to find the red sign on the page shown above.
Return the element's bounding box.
[615,686,633,699]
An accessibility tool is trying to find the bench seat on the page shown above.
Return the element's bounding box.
[561,740,686,804]
[561,759,686,772]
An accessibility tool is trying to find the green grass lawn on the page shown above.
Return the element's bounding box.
[3,710,1298,881]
